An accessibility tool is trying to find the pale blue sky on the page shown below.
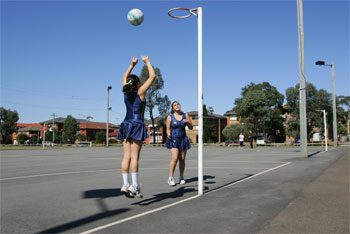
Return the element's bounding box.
[1,0,349,124]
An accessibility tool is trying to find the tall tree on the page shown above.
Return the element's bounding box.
[0,107,19,144]
[233,82,284,135]
[337,95,350,135]
[203,104,216,143]
[285,83,332,140]
[139,64,167,143]
[62,115,79,143]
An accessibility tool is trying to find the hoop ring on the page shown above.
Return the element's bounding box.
[168,7,198,18]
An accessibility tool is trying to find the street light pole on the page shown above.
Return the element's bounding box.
[297,0,308,158]
[331,63,338,147]
[315,61,338,147]
[107,86,112,147]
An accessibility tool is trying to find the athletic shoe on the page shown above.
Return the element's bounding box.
[179,176,186,185]
[168,177,176,186]
[121,184,134,198]
[128,184,143,198]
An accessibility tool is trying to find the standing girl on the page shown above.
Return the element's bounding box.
[165,101,193,186]
[117,56,156,198]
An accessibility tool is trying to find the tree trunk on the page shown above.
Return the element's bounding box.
[150,109,156,144]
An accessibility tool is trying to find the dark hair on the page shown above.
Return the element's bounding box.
[171,101,181,114]
[122,74,140,96]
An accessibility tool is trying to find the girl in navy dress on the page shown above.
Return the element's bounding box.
[165,101,193,186]
[117,56,156,198]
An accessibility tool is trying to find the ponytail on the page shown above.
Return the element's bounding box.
[123,75,140,96]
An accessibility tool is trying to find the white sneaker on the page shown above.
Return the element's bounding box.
[121,184,134,198]
[179,176,186,185]
[168,177,176,186]
[128,184,143,198]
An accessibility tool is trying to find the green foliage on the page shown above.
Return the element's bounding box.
[44,129,61,143]
[30,135,39,144]
[203,104,217,143]
[139,64,169,143]
[62,115,79,143]
[222,123,249,141]
[77,134,86,141]
[16,133,29,144]
[0,107,19,144]
[286,83,332,139]
[95,131,106,144]
[234,82,284,135]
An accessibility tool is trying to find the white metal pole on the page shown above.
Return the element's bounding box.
[297,0,308,158]
[323,110,328,151]
[197,6,203,195]
[107,88,110,147]
[331,63,337,147]
[43,123,46,149]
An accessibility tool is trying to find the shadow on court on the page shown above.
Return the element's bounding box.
[131,175,216,206]
[37,208,129,234]
[37,188,127,233]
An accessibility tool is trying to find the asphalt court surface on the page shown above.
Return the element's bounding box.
[1,146,348,233]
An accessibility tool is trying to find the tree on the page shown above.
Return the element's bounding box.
[95,131,106,144]
[233,82,284,136]
[139,64,167,143]
[337,96,350,135]
[62,115,79,143]
[44,129,61,143]
[222,123,249,141]
[285,83,332,140]
[16,133,29,144]
[0,107,19,144]
[203,104,217,143]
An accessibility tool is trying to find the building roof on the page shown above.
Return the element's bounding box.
[40,117,88,124]
[187,111,226,119]
[79,122,119,130]
[224,111,237,116]
[18,126,41,131]
[109,131,119,137]
[16,123,41,127]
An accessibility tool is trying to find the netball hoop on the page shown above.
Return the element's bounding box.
[168,7,204,196]
[168,7,198,18]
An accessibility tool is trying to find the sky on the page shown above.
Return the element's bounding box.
[1,0,349,125]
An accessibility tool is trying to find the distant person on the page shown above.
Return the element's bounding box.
[165,101,193,186]
[239,132,244,148]
[249,130,254,149]
[117,56,156,198]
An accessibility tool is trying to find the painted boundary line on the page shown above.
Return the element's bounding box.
[0,166,273,181]
[79,161,291,234]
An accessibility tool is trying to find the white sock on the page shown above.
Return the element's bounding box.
[131,172,139,187]
[122,173,129,185]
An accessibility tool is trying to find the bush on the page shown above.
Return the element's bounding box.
[95,131,106,144]
[17,134,29,144]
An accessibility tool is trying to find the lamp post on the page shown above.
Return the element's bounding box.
[315,61,337,147]
[317,110,328,151]
[107,86,112,147]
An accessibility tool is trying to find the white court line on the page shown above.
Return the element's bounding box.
[79,161,291,234]
[205,162,291,195]
[0,166,271,181]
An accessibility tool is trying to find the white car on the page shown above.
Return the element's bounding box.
[256,137,270,146]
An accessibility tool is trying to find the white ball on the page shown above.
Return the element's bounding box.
[127,9,144,26]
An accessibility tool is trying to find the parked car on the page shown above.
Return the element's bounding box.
[224,140,233,146]
[256,137,271,146]
[44,141,56,146]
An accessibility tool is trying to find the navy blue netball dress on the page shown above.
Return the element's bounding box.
[165,113,191,151]
[117,92,148,141]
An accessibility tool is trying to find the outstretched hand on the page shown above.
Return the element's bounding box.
[141,56,150,63]
[131,57,138,66]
